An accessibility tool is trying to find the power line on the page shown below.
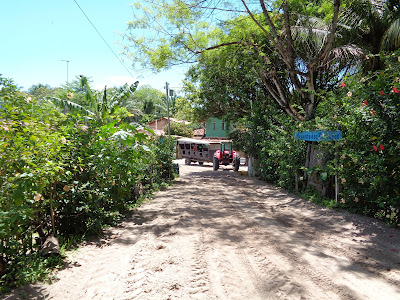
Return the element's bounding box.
[72,0,136,80]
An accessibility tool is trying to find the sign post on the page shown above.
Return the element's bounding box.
[294,130,342,142]
[294,130,342,202]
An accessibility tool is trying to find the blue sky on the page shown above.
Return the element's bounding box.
[0,0,188,92]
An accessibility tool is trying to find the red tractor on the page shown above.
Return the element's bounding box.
[213,141,240,171]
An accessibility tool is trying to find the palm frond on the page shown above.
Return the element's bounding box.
[370,0,386,17]
[320,44,364,72]
[292,26,331,58]
[337,7,365,32]
[79,75,97,114]
[112,81,139,105]
[155,102,167,112]
[46,97,95,116]
[381,18,400,51]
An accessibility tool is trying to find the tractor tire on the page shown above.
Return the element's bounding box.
[234,157,240,172]
[213,157,219,171]
[185,158,191,165]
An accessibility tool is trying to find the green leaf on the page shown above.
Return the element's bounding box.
[12,186,25,206]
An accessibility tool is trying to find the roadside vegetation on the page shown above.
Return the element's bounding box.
[0,76,177,291]
[230,51,400,226]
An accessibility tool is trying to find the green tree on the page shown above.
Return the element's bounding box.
[0,76,67,289]
[347,0,400,71]
[310,50,400,224]
[164,121,193,137]
[27,84,54,100]
[126,85,166,122]
[183,41,268,122]
[51,76,94,109]
[173,95,196,121]
[124,0,361,121]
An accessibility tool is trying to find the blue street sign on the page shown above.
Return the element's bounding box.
[294,130,342,142]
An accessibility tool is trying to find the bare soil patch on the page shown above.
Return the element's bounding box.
[5,160,400,299]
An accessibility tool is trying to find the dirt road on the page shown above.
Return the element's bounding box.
[6,160,400,299]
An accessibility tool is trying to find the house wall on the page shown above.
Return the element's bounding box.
[148,118,168,131]
[205,118,230,138]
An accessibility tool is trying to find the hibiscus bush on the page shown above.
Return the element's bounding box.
[231,52,399,226]
[316,52,400,225]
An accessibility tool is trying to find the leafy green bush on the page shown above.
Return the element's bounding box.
[0,76,176,291]
[231,52,399,226]
[314,52,400,225]
[0,77,66,290]
[163,121,193,137]
[230,105,305,190]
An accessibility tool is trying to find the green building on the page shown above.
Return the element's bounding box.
[205,118,231,138]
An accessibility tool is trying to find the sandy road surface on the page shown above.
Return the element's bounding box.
[5,160,400,300]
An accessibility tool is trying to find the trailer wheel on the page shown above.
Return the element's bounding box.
[213,157,219,171]
[185,158,191,165]
[198,162,204,165]
[234,157,240,172]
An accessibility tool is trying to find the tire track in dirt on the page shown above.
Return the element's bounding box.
[202,195,318,299]
[185,176,264,299]
[188,230,211,297]
[219,174,400,299]
[272,208,400,289]
[206,246,252,299]
[215,177,357,299]
[217,176,347,299]
[232,175,400,289]
[193,176,309,300]
[120,184,197,299]
[236,214,356,299]
[249,244,306,299]
[123,239,154,300]
[236,246,305,300]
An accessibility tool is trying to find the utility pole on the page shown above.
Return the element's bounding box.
[165,82,170,137]
[61,60,70,88]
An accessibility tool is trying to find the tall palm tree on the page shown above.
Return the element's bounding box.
[350,0,400,70]
[380,0,400,51]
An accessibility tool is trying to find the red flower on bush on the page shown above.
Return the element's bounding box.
[373,145,384,151]
[340,82,345,88]
[371,109,376,115]
[380,90,384,96]
[363,100,368,105]
[393,87,399,93]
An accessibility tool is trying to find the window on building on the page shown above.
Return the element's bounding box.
[221,121,225,131]
[213,121,216,130]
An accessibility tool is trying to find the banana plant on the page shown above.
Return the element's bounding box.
[47,75,139,121]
